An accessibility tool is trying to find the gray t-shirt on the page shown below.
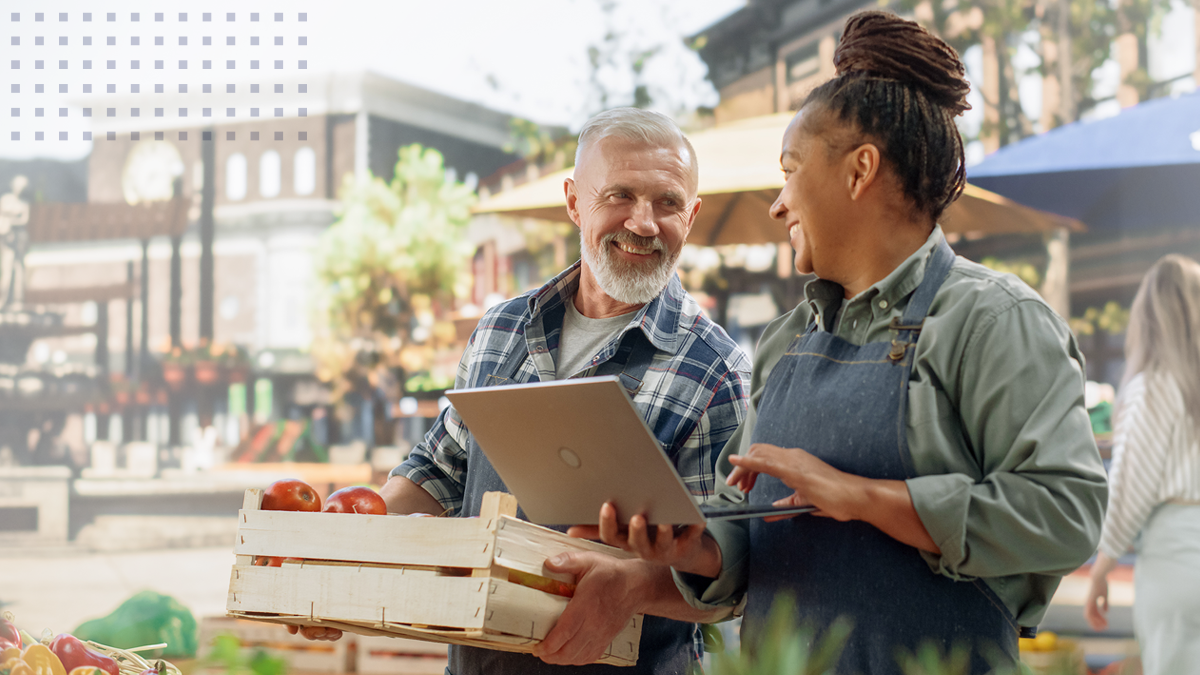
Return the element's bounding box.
[555,299,638,379]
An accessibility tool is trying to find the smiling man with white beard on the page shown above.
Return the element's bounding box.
[289,108,753,675]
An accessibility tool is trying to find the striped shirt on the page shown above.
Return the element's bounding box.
[393,261,752,516]
[1099,371,1200,558]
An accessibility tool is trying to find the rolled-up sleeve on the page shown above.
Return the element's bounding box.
[907,300,1108,580]
[391,337,477,516]
[673,416,752,612]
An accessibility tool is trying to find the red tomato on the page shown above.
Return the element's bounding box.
[322,486,387,515]
[0,617,20,650]
[262,479,321,512]
[252,556,284,567]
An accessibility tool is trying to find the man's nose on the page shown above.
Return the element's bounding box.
[769,193,786,221]
[625,200,660,237]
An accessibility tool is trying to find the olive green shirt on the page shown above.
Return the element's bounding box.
[676,226,1108,628]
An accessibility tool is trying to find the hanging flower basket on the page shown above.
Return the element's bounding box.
[135,386,152,405]
[195,360,219,384]
[163,363,187,390]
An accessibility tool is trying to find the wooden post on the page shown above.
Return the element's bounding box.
[123,260,135,443]
[96,300,111,441]
[1041,228,1071,319]
[169,233,183,447]
[200,130,215,341]
[138,238,150,442]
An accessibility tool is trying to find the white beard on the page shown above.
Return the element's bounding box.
[580,231,680,305]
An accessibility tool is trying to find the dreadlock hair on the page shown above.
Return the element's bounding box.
[800,10,971,223]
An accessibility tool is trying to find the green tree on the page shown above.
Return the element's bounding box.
[312,144,476,399]
[899,0,1172,143]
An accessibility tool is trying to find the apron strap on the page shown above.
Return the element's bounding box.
[887,238,956,362]
[595,329,657,397]
[899,237,956,327]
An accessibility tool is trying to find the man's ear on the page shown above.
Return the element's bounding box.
[684,197,702,239]
[847,143,881,201]
[564,178,582,228]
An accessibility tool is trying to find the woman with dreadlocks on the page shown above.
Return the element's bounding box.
[589,10,1107,674]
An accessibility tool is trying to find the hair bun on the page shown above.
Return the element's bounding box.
[834,10,971,116]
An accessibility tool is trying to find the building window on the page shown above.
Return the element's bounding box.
[786,43,821,84]
[259,149,281,198]
[226,153,247,201]
[294,147,315,195]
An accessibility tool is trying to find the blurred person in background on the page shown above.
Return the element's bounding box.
[1085,254,1200,674]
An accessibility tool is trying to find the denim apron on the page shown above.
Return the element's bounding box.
[745,241,1020,674]
[448,330,697,675]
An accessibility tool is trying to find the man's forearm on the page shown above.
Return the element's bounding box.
[379,475,444,515]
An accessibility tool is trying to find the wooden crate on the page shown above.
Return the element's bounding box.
[226,489,642,667]
[197,616,354,673]
[356,635,447,675]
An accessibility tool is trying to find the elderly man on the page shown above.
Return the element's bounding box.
[295,108,751,674]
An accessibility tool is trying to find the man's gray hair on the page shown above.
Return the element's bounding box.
[575,108,699,193]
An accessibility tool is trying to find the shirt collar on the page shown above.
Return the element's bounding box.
[804,225,946,327]
[526,260,686,355]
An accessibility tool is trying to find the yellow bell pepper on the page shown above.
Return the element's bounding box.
[4,656,35,675]
[1,649,22,664]
[68,668,104,675]
[20,645,65,675]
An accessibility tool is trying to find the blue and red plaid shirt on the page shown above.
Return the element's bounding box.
[394,260,751,516]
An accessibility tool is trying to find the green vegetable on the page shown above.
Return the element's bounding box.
[72,592,197,659]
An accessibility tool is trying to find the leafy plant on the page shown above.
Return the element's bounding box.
[200,633,287,675]
[706,598,852,675]
[311,144,477,401]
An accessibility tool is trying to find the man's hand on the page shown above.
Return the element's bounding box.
[285,625,343,641]
[567,502,720,577]
[531,552,645,666]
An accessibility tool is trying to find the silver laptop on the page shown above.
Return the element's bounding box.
[446,376,814,526]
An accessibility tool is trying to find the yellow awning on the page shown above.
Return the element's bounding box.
[476,112,1084,247]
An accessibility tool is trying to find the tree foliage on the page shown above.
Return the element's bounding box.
[312,144,476,399]
[898,0,1173,145]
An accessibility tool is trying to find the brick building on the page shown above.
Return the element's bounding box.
[23,71,519,447]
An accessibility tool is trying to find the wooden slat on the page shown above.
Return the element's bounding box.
[493,516,632,583]
[234,509,495,568]
[228,563,491,631]
[483,581,639,663]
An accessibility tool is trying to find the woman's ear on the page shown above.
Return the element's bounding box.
[847,143,881,200]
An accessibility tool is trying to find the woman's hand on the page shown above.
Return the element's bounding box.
[1083,552,1119,631]
[728,443,865,521]
[1083,574,1109,631]
[568,502,720,577]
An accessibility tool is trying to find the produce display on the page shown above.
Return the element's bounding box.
[0,615,179,675]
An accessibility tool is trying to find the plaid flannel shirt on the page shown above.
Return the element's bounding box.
[393,261,751,516]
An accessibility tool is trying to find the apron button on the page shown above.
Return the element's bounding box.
[879,299,889,309]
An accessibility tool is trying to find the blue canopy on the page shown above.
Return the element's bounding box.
[968,91,1200,232]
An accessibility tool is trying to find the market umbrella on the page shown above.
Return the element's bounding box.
[476,112,1083,245]
[969,91,1200,233]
